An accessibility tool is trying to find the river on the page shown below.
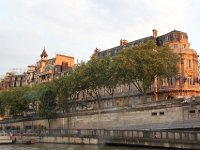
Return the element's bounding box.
[0,144,174,150]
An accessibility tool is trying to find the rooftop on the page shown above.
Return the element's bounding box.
[98,30,188,57]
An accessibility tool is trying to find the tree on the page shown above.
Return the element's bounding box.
[0,91,9,116]
[114,40,179,103]
[8,87,29,118]
[38,85,56,128]
[101,55,118,98]
[22,88,39,115]
[54,76,71,112]
[83,55,112,108]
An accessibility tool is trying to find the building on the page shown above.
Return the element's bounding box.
[0,48,75,90]
[9,73,27,88]
[97,29,200,100]
[27,48,74,85]
[0,72,27,89]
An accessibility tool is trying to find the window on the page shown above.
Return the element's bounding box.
[45,65,52,72]
[183,44,186,48]
[187,59,192,68]
[174,34,177,38]
[189,110,195,113]
[55,67,58,72]
[168,77,174,86]
[162,78,168,86]
[152,112,157,116]
[160,112,165,115]
[188,76,193,85]
[174,44,178,48]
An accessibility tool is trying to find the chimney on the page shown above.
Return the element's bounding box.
[120,39,128,46]
[152,29,158,38]
[94,47,101,53]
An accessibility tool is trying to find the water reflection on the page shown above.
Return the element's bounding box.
[0,144,173,150]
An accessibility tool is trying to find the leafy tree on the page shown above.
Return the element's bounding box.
[0,91,9,116]
[114,40,178,103]
[54,75,73,112]
[99,55,118,98]
[8,87,29,117]
[38,85,56,128]
[22,88,39,114]
[83,55,109,108]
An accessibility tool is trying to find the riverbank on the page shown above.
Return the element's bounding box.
[13,129,200,149]
[1,98,200,131]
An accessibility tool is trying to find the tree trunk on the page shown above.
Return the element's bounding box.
[48,119,51,129]
[143,91,147,104]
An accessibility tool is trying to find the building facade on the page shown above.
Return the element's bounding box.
[27,48,74,85]
[0,48,75,89]
[0,72,27,89]
[97,29,200,100]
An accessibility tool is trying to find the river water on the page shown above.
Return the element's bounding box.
[0,144,173,150]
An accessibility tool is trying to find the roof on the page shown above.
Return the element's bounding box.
[40,48,48,58]
[98,30,188,57]
[98,36,154,58]
[156,30,188,46]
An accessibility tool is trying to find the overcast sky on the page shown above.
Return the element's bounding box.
[0,0,199,77]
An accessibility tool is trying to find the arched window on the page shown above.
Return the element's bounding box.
[45,65,53,72]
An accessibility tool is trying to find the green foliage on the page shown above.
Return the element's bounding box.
[85,55,104,99]
[101,55,118,97]
[0,91,9,116]
[38,85,56,128]
[114,40,178,102]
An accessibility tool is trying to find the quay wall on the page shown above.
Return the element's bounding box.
[1,98,200,130]
[17,129,200,149]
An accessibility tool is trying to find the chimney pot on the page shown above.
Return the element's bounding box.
[152,29,158,38]
[120,39,128,46]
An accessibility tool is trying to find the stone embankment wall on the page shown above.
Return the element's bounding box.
[16,129,200,149]
[1,97,200,130]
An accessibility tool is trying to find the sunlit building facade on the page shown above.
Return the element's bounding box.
[0,48,75,89]
[27,48,74,85]
[97,29,200,100]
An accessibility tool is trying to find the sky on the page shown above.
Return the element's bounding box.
[0,0,200,77]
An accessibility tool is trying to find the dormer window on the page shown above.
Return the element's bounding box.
[173,34,177,39]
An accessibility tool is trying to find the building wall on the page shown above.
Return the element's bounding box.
[158,30,200,98]
[55,54,74,67]
[27,50,75,85]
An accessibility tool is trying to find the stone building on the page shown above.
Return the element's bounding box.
[27,48,74,85]
[0,72,27,89]
[97,29,200,100]
[0,72,11,89]
[0,48,75,89]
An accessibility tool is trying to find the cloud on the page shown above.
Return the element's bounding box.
[0,0,199,76]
